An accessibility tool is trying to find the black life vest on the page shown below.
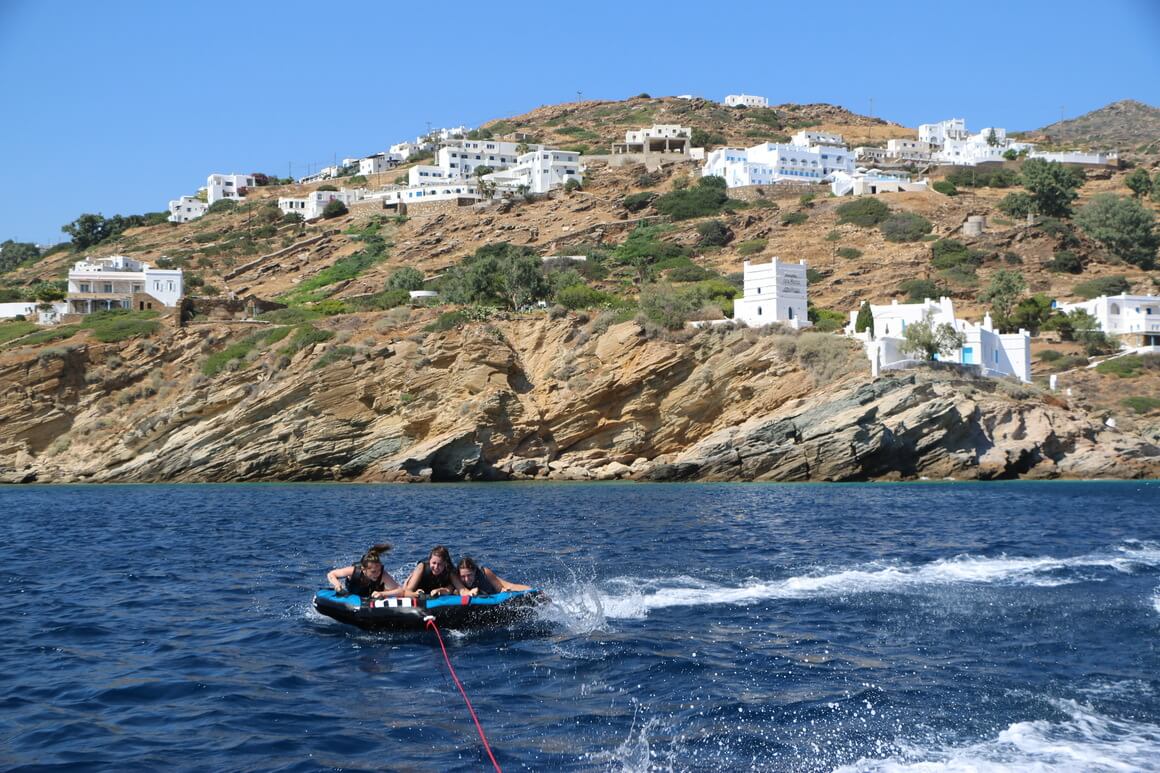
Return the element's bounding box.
[346,565,386,598]
[414,561,454,593]
[463,567,499,595]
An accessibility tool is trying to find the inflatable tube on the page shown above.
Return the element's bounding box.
[313,589,543,631]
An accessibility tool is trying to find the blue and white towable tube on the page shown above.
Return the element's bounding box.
[312,589,543,631]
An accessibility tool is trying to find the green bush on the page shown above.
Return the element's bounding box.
[202,336,259,376]
[696,219,730,247]
[824,230,841,242]
[900,278,940,302]
[425,310,470,332]
[931,239,983,271]
[346,288,410,311]
[280,239,390,304]
[313,345,357,370]
[15,325,81,347]
[263,326,292,345]
[781,211,808,226]
[388,266,425,291]
[1074,194,1159,269]
[653,176,731,220]
[312,299,349,315]
[837,247,862,259]
[736,239,767,256]
[322,200,348,219]
[1122,396,1160,414]
[317,184,338,192]
[280,324,334,355]
[1048,250,1083,274]
[88,317,159,342]
[669,264,714,282]
[1037,349,1063,362]
[1096,356,1145,378]
[997,192,1035,219]
[348,175,368,185]
[258,307,321,325]
[933,180,958,196]
[623,192,657,213]
[564,178,582,193]
[1073,275,1131,300]
[0,320,38,345]
[836,197,889,227]
[556,283,616,309]
[881,212,932,242]
[206,199,238,215]
[808,305,847,332]
[945,167,1020,189]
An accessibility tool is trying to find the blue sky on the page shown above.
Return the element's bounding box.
[1,0,1157,246]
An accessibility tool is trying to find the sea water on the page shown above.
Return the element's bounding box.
[1,481,1158,771]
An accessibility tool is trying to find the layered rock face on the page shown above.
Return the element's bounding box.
[1,317,1157,484]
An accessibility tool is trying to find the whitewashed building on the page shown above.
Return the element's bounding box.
[358,153,403,176]
[612,125,693,156]
[830,168,928,196]
[0,301,68,324]
[725,94,769,108]
[407,164,456,186]
[483,149,582,194]
[790,130,844,147]
[918,119,1034,166]
[1055,294,1160,348]
[371,182,484,207]
[206,173,256,204]
[168,195,208,223]
[732,257,811,329]
[66,255,183,314]
[702,129,854,188]
[389,141,428,160]
[846,297,1030,381]
[277,188,365,221]
[436,139,528,178]
[1028,150,1118,166]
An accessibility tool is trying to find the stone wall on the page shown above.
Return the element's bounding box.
[725,182,827,201]
[181,295,286,324]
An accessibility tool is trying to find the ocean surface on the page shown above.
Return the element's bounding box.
[1,481,1159,772]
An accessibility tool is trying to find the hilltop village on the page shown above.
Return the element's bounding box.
[1,94,1159,484]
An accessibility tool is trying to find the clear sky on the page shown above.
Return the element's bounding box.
[1,0,1157,246]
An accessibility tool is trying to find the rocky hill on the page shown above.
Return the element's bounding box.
[2,96,1160,484]
[1028,99,1160,152]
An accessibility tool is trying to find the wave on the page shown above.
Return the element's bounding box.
[547,543,1160,622]
[1153,586,1160,617]
[833,698,1160,772]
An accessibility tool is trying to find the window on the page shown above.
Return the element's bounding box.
[103,283,113,294]
[79,283,90,293]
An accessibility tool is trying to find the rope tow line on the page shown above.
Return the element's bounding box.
[424,615,503,773]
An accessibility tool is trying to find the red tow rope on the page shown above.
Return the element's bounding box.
[425,616,503,773]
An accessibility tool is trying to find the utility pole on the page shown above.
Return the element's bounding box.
[869,97,874,118]
[577,90,583,103]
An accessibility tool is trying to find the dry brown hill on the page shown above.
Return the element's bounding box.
[1027,99,1160,152]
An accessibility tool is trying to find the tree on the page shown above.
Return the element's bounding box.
[1002,149,1018,161]
[695,219,730,247]
[1021,158,1083,218]
[1125,168,1153,199]
[978,270,1027,330]
[473,166,495,179]
[62,213,112,249]
[500,252,550,309]
[986,128,1000,147]
[33,281,66,303]
[1074,194,1159,269]
[900,309,966,361]
[1153,172,1160,204]
[854,301,874,334]
[563,178,581,193]
[322,200,348,219]
[387,267,425,292]
[0,240,40,272]
[1010,293,1055,334]
[997,192,1035,219]
[442,243,550,310]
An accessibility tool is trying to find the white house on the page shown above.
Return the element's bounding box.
[918,119,1034,166]
[389,141,428,160]
[436,138,528,178]
[168,195,208,223]
[725,94,769,108]
[277,188,365,221]
[613,125,693,156]
[358,153,403,176]
[732,257,811,329]
[1055,294,1160,348]
[66,255,183,314]
[830,168,928,196]
[0,301,68,324]
[847,297,1030,381]
[790,130,844,148]
[370,182,484,207]
[1028,150,1118,166]
[206,173,256,204]
[483,149,582,194]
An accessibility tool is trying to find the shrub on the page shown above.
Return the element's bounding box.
[825,230,841,242]
[623,192,657,212]
[667,264,713,282]
[945,167,1020,189]
[388,266,425,291]
[736,239,767,256]
[280,324,334,355]
[808,306,847,332]
[799,193,817,207]
[900,278,940,302]
[1037,349,1063,362]
[346,288,410,311]
[563,178,581,193]
[781,211,808,226]
[794,332,857,382]
[638,283,697,330]
[836,197,889,227]
[1096,356,1146,378]
[1122,396,1160,414]
[1074,194,1158,269]
[933,180,958,196]
[1022,158,1085,218]
[313,345,357,370]
[1073,275,1132,299]
[556,284,616,309]
[317,184,338,192]
[931,239,983,271]
[806,268,824,284]
[312,299,349,315]
[998,192,1035,219]
[322,200,348,219]
[206,199,237,215]
[425,310,470,332]
[881,212,932,242]
[837,247,862,259]
[653,176,731,220]
[696,219,731,247]
[259,307,321,325]
[202,336,259,376]
[1048,250,1083,274]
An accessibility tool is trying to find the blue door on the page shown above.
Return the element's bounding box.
[962,346,975,364]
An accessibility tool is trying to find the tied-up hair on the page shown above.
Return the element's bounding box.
[458,556,479,573]
[359,543,391,569]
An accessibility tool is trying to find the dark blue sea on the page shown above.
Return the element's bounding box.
[2,482,1159,772]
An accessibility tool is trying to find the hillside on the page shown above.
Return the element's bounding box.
[1028,99,1160,152]
[2,95,1160,483]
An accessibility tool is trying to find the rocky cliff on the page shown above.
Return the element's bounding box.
[2,314,1156,484]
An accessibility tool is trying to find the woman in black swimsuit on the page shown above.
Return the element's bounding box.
[457,555,531,596]
[403,545,466,598]
[326,543,404,598]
